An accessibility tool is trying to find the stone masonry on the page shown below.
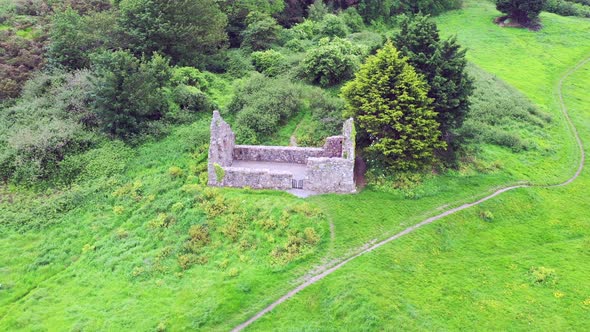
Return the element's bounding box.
[208,111,356,194]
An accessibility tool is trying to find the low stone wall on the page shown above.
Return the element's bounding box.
[305,157,355,194]
[221,166,292,190]
[233,145,324,164]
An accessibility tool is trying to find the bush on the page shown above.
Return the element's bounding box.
[225,49,255,77]
[545,0,590,17]
[119,0,228,65]
[240,13,282,51]
[228,74,303,142]
[341,7,365,32]
[251,49,287,77]
[318,14,350,37]
[90,51,172,138]
[301,37,361,87]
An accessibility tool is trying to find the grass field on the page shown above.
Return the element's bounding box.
[1,0,589,331]
[243,2,590,330]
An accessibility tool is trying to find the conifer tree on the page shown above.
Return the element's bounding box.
[395,14,473,157]
[342,41,446,170]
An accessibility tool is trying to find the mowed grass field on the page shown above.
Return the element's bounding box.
[244,2,590,331]
[1,1,590,331]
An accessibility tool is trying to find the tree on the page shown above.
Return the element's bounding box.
[496,0,546,25]
[119,0,228,65]
[48,8,121,70]
[342,42,446,170]
[90,51,172,138]
[395,15,473,157]
[240,12,282,50]
[219,0,285,46]
[301,37,360,87]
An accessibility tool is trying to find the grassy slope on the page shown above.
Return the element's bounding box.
[1,1,589,331]
[245,2,590,331]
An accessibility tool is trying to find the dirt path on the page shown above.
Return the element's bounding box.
[231,56,590,332]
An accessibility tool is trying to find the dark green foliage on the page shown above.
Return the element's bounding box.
[342,42,445,170]
[228,74,303,143]
[90,51,172,138]
[301,37,361,87]
[119,0,228,65]
[240,12,282,50]
[318,14,349,37]
[219,0,285,47]
[340,7,365,32]
[251,49,287,77]
[308,0,330,21]
[395,15,473,156]
[356,0,463,22]
[496,0,547,24]
[545,0,590,17]
[48,8,121,70]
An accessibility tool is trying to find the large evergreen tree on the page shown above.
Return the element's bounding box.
[342,41,445,170]
[119,0,228,65]
[395,14,473,157]
[496,0,546,25]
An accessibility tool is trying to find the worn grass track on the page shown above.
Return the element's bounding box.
[230,44,590,332]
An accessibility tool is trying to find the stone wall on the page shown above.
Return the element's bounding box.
[221,167,292,190]
[207,111,357,194]
[233,145,324,164]
[342,118,355,161]
[208,111,235,186]
[305,157,356,193]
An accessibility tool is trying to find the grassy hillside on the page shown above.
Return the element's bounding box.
[244,2,590,331]
[1,0,589,331]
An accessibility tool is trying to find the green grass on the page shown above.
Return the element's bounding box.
[1,0,590,330]
[241,2,590,331]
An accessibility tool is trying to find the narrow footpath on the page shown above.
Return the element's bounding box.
[231,56,590,332]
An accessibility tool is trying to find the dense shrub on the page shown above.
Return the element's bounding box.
[301,37,361,87]
[340,7,365,32]
[251,49,287,77]
[48,8,121,70]
[0,69,101,184]
[240,13,282,50]
[308,0,330,21]
[318,14,350,37]
[356,0,463,22]
[225,49,256,77]
[90,51,172,138]
[545,0,590,17]
[218,0,285,46]
[119,0,228,65]
[228,74,303,143]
